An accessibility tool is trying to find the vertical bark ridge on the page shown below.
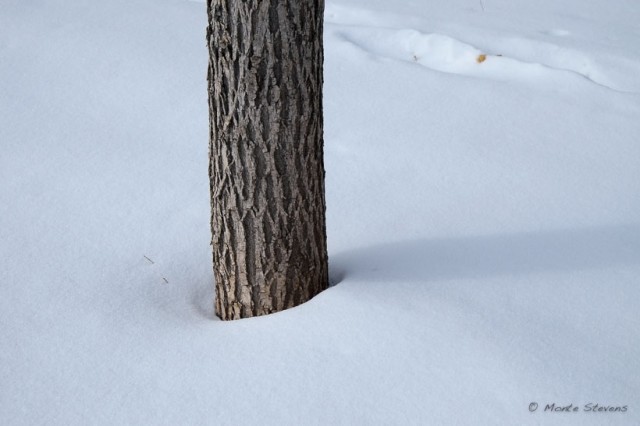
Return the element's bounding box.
[207,0,328,320]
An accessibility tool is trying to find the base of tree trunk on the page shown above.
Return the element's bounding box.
[207,0,328,320]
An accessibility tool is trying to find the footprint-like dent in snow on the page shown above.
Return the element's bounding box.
[333,23,637,94]
[542,29,571,37]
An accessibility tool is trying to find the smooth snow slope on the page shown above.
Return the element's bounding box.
[1,0,639,424]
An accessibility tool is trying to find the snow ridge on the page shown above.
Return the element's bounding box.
[328,12,640,94]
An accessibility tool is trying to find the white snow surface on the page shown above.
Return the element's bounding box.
[1,0,639,424]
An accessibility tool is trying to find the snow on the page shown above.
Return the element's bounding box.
[1,0,639,424]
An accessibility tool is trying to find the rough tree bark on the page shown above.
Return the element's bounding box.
[206,0,328,320]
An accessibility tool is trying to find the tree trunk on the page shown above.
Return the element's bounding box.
[206,0,328,320]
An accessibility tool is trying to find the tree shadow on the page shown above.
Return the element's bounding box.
[330,224,640,283]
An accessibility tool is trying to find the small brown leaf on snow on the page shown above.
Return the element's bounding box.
[476,54,487,63]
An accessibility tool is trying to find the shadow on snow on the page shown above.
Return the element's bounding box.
[329,224,640,284]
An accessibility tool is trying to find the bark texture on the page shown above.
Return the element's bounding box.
[207,0,328,320]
